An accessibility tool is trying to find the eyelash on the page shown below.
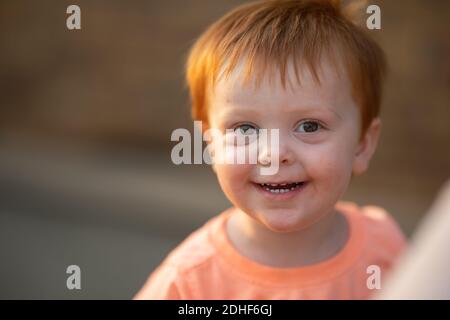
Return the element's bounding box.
[230,120,325,134]
[294,120,325,133]
[232,122,259,134]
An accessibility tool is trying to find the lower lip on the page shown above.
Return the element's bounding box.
[253,182,309,201]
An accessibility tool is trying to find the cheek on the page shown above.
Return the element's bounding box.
[214,163,253,194]
[303,142,355,188]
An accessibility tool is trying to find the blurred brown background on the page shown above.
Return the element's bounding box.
[0,0,449,299]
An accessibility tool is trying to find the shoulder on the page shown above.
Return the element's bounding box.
[338,201,407,262]
[133,263,182,299]
[361,204,407,252]
[163,213,224,272]
[134,212,226,299]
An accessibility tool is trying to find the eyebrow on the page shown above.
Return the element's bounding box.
[319,107,343,121]
[217,104,343,122]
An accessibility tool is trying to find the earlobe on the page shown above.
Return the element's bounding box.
[352,117,382,176]
[205,140,217,173]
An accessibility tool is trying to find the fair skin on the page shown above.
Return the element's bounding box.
[207,56,381,268]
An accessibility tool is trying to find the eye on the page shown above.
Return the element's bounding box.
[234,123,259,136]
[295,120,322,133]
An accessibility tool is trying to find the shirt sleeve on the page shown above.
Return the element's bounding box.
[133,264,183,300]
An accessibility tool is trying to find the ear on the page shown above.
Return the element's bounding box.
[209,142,217,174]
[352,117,382,176]
[202,124,217,174]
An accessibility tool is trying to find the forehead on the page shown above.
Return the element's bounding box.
[210,56,355,117]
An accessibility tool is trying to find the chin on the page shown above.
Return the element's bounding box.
[258,209,311,233]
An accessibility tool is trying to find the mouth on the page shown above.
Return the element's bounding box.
[256,181,307,194]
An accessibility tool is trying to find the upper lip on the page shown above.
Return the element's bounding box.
[255,181,306,186]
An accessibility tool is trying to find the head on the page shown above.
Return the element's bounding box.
[185,0,387,232]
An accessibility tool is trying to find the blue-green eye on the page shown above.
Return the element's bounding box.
[296,120,322,133]
[234,124,258,136]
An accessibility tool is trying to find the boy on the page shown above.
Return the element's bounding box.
[135,0,407,299]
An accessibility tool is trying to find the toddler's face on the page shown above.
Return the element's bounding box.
[208,58,379,232]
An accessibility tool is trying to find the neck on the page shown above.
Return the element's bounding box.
[226,208,348,268]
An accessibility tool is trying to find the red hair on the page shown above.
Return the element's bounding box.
[186,0,387,136]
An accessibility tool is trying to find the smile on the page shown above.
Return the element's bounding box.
[257,182,306,194]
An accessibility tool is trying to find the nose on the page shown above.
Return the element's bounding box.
[278,135,295,165]
[257,129,295,166]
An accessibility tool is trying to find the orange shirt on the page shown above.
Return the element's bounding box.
[134,201,407,300]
